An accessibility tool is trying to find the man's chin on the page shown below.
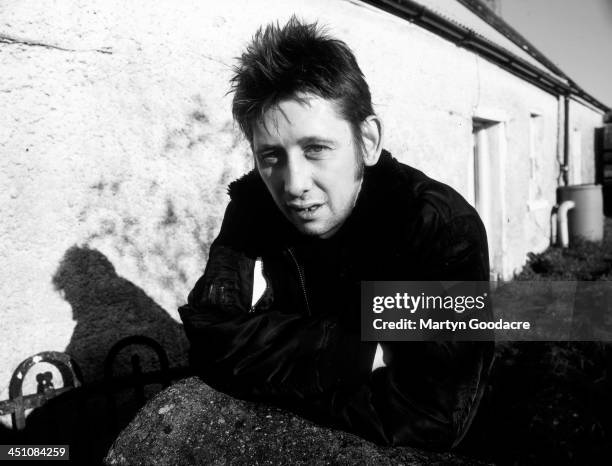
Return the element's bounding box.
[281,209,342,238]
[293,223,324,237]
[291,221,339,239]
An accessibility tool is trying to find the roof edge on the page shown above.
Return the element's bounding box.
[457,0,608,112]
[362,0,609,112]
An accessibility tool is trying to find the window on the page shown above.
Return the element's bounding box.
[570,128,582,185]
[528,112,544,201]
[471,115,506,280]
[472,118,498,237]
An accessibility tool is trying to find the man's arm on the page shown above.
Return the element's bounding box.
[180,267,369,399]
[180,200,372,400]
[180,201,493,450]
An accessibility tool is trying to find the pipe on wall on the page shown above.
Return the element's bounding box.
[562,95,570,186]
[550,206,558,246]
[557,200,575,247]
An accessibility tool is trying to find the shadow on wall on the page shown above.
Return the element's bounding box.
[0,247,191,464]
[52,245,189,383]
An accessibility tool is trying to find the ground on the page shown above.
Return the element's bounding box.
[459,218,612,465]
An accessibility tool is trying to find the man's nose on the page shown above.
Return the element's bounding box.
[283,153,312,198]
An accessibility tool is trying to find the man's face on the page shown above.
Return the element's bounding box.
[252,95,363,239]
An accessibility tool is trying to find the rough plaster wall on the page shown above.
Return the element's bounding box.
[0,0,603,409]
[475,60,562,277]
[0,0,258,402]
[523,95,563,263]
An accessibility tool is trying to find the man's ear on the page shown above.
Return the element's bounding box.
[360,115,384,166]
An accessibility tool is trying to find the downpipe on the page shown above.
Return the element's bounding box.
[551,200,575,248]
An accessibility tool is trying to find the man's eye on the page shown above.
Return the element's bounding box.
[305,145,329,156]
[259,153,279,165]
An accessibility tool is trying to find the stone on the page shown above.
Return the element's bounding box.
[105,377,487,465]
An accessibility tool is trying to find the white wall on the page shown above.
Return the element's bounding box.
[0,0,603,407]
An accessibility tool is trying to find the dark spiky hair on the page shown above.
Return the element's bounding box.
[230,16,374,145]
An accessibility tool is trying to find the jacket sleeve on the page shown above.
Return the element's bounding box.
[179,258,371,399]
[179,201,372,400]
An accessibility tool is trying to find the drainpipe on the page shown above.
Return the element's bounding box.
[557,200,575,247]
[550,206,557,246]
[561,95,570,186]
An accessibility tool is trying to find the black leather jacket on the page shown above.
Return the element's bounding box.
[179,151,494,450]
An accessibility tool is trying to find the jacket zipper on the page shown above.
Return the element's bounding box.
[287,247,311,316]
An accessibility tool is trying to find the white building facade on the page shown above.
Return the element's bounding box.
[0,0,606,406]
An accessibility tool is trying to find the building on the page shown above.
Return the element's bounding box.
[0,0,607,407]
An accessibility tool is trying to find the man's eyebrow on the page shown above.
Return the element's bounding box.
[254,137,336,154]
[296,136,336,146]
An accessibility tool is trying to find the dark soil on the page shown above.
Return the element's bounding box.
[459,219,612,465]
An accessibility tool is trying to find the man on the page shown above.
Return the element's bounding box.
[179,17,493,450]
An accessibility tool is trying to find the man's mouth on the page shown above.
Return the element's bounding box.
[288,203,323,219]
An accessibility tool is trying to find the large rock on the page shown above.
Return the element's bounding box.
[105,377,486,465]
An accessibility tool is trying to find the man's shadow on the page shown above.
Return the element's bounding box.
[13,246,191,464]
[53,245,189,382]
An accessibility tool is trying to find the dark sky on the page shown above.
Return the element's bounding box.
[501,0,612,109]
